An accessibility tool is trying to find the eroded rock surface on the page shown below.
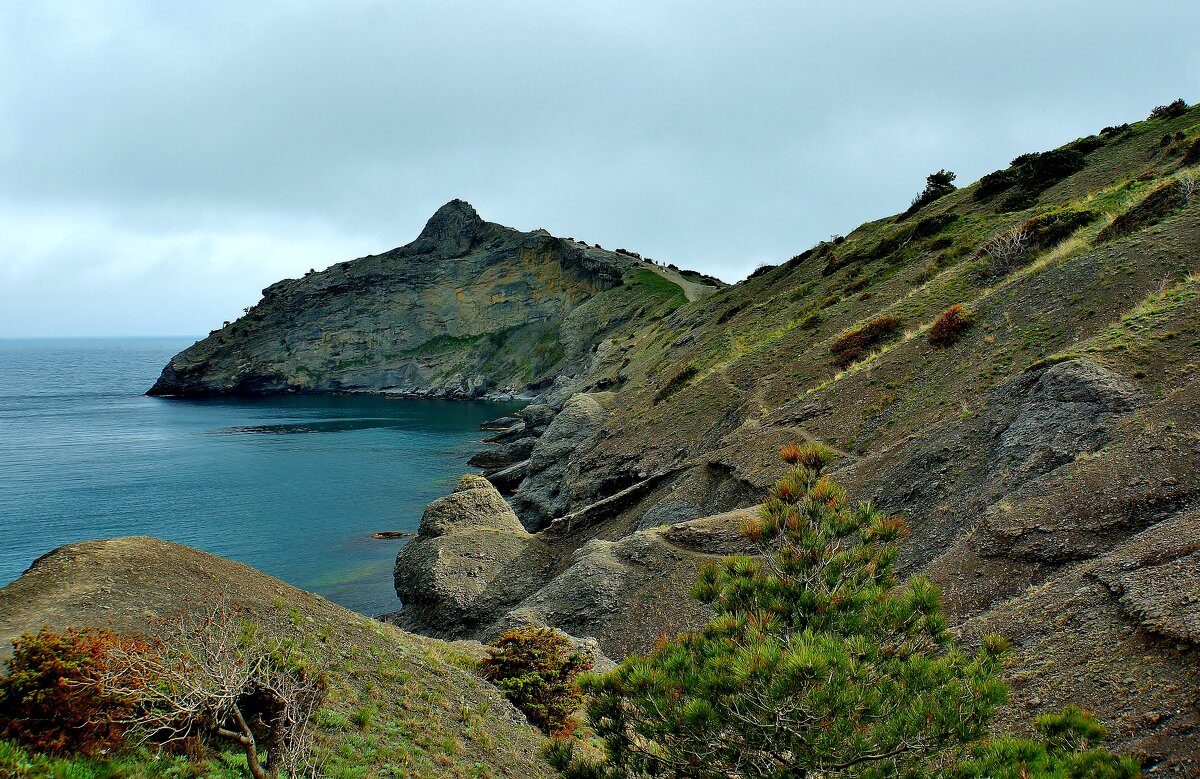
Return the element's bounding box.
[392,475,555,636]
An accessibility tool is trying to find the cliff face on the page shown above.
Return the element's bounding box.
[148,199,689,399]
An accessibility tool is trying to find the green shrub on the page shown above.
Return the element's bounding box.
[1148,98,1188,120]
[1182,137,1200,166]
[481,626,591,736]
[0,627,142,756]
[1067,134,1106,155]
[1100,123,1131,138]
[799,310,823,330]
[975,149,1086,210]
[903,169,958,217]
[830,315,902,367]
[953,707,1139,778]
[1021,206,1100,248]
[929,304,973,347]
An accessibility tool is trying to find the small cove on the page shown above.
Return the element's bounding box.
[0,338,521,616]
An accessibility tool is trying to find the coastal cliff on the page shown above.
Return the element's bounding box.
[148,199,716,399]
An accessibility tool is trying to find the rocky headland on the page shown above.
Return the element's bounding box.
[147,199,719,400]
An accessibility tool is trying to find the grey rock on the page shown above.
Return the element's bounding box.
[994,359,1138,475]
[511,393,613,530]
[393,475,555,635]
[415,475,525,538]
[467,438,536,469]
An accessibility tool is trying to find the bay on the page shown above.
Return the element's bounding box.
[0,338,520,616]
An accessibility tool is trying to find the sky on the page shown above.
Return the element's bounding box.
[1,1,1197,337]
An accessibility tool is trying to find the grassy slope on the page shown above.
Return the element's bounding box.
[0,538,553,779]
[576,102,1200,484]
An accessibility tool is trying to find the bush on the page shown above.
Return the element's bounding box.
[0,627,141,756]
[1182,137,1200,166]
[1100,123,1130,137]
[1067,134,1106,155]
[953,706,1140,778]
[481,626,592,736]
[1021,206,1100,248]
[747,263,775,280]
[653,364,699,404]
[92,597,328,779]
[831,315,902,367]
[929,304,973,347]
[975,149,1086,210]
[799,310,823,330]
[978,226,1035,277]
[903,169,958,217]
[1148,99,1188,120]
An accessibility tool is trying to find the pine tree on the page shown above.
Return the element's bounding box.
[547,443,1135,779]
[906,169,958,215]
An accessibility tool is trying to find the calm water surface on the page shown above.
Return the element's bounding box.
[0,338,521,615]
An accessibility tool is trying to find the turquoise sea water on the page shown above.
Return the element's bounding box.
[0,338,521,616]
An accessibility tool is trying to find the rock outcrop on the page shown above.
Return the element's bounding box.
[392,475,555,636]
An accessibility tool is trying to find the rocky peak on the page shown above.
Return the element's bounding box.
[415,199,487,257]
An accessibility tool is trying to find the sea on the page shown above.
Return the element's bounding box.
[0,338,522,616]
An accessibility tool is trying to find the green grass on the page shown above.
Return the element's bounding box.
[624,268,687,308]
[0,739,245,779]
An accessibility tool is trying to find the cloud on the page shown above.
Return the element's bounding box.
[1,0,1197,335]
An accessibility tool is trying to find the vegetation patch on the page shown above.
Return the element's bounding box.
[1148,98,1188,120]
[653,363,699,404]
[929,304,973,347]
[0,627,142,756]
[975,148,1087,210]
[831,315,903,367]
[625,268,687,309]
[901,169,957,218]
[1021,206,1100,248]
[480,626,591,737]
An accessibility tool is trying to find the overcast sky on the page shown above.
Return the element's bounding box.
[1,1,1197,337]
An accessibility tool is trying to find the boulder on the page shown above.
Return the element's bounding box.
[394,476,555,635]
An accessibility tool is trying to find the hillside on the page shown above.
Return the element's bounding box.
[121,100,1200,771]
[148,199,720,400]
[0,537,553,779]
[386,103,1200,773]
